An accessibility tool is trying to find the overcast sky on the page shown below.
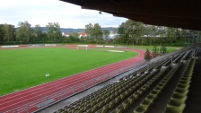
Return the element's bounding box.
[0,0,127,28]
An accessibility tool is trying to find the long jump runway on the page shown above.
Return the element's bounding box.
[0,49,145,113]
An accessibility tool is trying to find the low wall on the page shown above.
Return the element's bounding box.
[66,44,77,47]
[1,45,19,48]
[0,44,128,49]
[0,44,63,49]
[19,45,27,47]
[88,44,96,48]
[105,45,115,48]
[45,44,57,47]
[96,45,104,47]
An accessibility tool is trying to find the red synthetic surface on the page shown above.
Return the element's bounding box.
[88,44,96,48]
[66,44,77,47]
[19,45,27,47]
[0,49,145,113]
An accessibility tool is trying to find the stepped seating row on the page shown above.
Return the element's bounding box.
[60,61,176,112]
[121,55,175,81]
[123,52,196,113]
[98,66,172,113]
[134,62,182,113]
[53,72,143,113]
[67,70,160,113]
[136,54,177,75]
[53,48,196,113]
[181,50,192,60]
[108,50,195,112]
[164,58,195,113]
[190,49,196,57]
[133,53,196,113]
[54,64,167,113]
[173,52,186,63]
[108,66,173,113]
[161,55,180,67]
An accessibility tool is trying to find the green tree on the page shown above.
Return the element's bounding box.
[42,32,48,42]
[85,23,103,43]
[46,22,62,42]
[103,30,110,40]
[16,21,33,42]
[70,32,79,38]
[3,24,15,41]
[116,22,129,44]
[34,24,43,42]
[160,45,167,55]
[114,35,129,45]
[167,27,177,44]
[180,29,190,45]
[0,24,5,41]
[67,36,79,42]
[144,49,151,61]
[152,46,158,58]
[131,21,144,45]
[85,23,93,35]
[116,20,144,45]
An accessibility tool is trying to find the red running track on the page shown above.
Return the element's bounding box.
[0,49,145,113]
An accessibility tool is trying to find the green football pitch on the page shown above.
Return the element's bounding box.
[0,48,137,96]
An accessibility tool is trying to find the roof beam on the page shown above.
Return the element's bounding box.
[61,0,201,30]
[80,0,201,19]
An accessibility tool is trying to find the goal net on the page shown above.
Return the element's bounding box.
[77,45,89,50]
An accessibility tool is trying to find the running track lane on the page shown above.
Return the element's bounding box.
[0,49,145,113]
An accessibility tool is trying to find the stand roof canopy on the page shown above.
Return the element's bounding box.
[61,0,201,30]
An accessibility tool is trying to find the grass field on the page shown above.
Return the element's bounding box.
[0,48,137,96]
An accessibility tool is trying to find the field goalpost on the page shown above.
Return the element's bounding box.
[77,45,89,50]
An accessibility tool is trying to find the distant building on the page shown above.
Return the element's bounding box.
[79,32,87,38]
[108,31,118,39]
[62,32,71,37]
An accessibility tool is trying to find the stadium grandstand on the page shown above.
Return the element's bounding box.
[53,0,201,113]
[50,43,201,113]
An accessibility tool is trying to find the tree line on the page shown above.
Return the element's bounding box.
[0,20,201,46]
[114,20,201,46]
[0,21,62,44]
[0,21,111,45]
